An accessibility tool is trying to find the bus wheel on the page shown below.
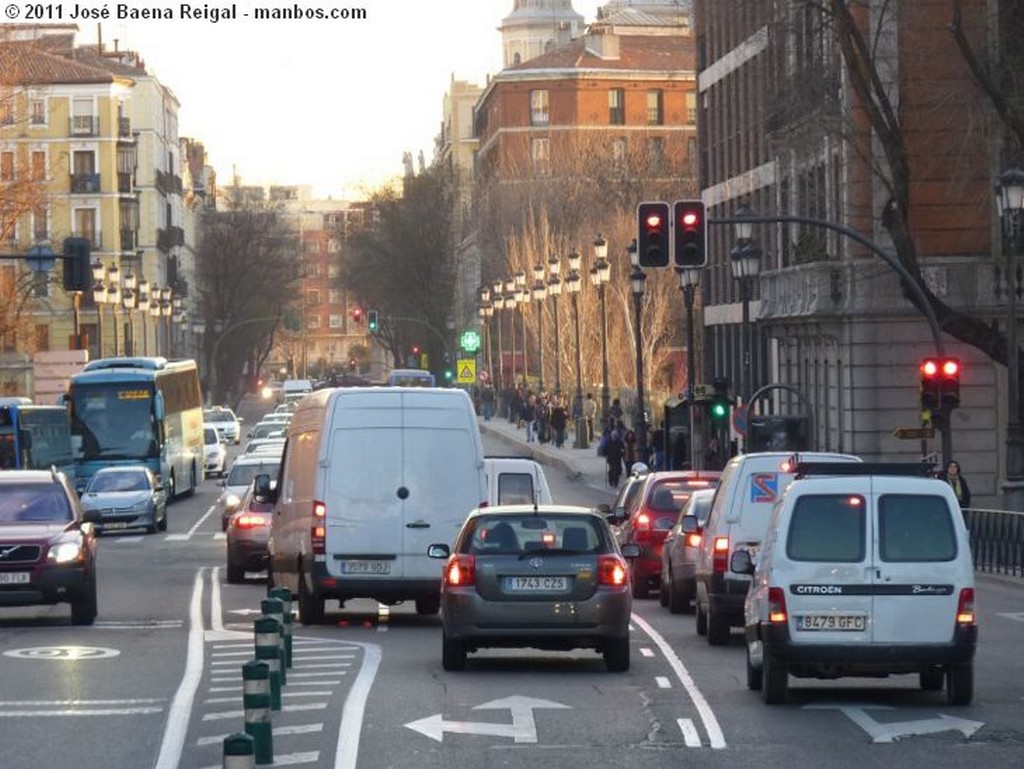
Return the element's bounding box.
[182,464,197,498]
[167,472,176,500]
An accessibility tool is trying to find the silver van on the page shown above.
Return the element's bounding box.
[261,387,486,624]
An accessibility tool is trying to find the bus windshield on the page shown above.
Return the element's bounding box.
[71,383,158,461]
[19,408,74,469]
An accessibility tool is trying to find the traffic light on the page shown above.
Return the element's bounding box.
[673,199,707,267]
[637,202,670,267]
[921,357,961,411]
[352,307,363,324]
[367,309,378,332]
[710,376,730,422]
[939,358,961,409]
[920,357,942,410]
[62,237,91,292]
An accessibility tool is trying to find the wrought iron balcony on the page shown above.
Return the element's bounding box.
[71,173,101,193]
[120,228,136,252]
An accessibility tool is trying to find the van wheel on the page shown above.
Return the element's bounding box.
[226,556,244,584]
[946,663,973,705]
[695,600,708,636]
[441,632,466,671]
[415,595,440,615]
[298,576,324,626]
[707,608,731,646]
[746,644,763,691]
[603,637,630,672]
[762,654,788,704]
[920,669,944,691]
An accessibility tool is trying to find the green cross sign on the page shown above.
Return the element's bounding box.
[460,330,481,353]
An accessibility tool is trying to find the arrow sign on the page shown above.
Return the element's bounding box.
[804,704,983,743]
[405,695,570,743]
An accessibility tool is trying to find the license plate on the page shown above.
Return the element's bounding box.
[504,576,569,593]
[0,572,30,585]
[796,614,866,632]
[340,560,391,575]
[103,522,130,530]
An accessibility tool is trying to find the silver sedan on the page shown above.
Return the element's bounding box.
[80,465,167,534]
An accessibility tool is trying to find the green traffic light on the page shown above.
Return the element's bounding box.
[711,401,728,419]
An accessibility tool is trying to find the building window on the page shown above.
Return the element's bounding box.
[0,151,13,181]
[73,208,98,248]
[307,315,321,330]
[31,150,46,180]
[530,90,549,126]
[328,265,339,279]
[32,205,47,241]
[531,138,551,176]
[34,324,49,352]
[609,88,625,125]
[328,289,342,305]
[647,90,664,125]
[306,289,320,306]
[329,314,343,329]
[30,98,46,125]
[686,92,697,124]
[0,102,12,125]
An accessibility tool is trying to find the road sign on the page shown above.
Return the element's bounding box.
[731,405,749,436]
[457,359,476,384]
[692,383,711,399]
[891,427,935,440]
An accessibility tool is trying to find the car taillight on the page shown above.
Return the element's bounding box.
[712,536,729,572]
[686,533,702,548]
[235,514,267,529]
[445,554,475,587]
[312,500,326,555]
[636,512,651,529]
[768,587,788,623]
[956,587,976,625]
[598,554,629,586]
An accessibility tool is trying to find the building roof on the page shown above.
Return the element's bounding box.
[0,39,121,85]
[507,33,694,73]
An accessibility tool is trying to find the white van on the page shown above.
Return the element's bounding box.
[693,451,861,645]
[484,456,553,506]
[262,387,486,624]
[736,462,977,705]
[281,379,313,404]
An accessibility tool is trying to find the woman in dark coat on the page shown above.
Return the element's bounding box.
[605,424,625,487]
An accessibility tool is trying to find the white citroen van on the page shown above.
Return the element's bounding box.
[483,456,553,506]
[736,462,977,705]
[263,387,486,624]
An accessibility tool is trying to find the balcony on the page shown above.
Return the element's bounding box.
[118,117,134,139]
[155,169,184,197]
[70,173,101,193]
[120,228,136,252]
[156,226,185,252]
[72,232,102,250]
[117,172,135,194]
[70,115,99,136]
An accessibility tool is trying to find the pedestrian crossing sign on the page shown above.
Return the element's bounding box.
[457,359,476,384]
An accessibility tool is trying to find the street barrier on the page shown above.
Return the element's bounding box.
[965,507,1024,577]
[240,661,273,765]
[222,731,255,768]
[268,587,294,668]
[253,616,283,711]
[260,598,287,684]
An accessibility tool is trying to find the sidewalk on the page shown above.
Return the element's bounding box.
[478,415,613,495]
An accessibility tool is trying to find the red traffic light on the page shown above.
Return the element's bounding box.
[681,211,699,228]
[673,199,707,267]
[637,202,670,267]
[941,359,959,377]
[644,212,664,229]
[920,359,939,377]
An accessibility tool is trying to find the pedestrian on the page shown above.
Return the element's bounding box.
[621,420,638,471]
[605,423,625,487]
[940,460,972,508]
[650,427,664,470]
[704,436,723,471]
[550,397,568,448]
[480,384,495,421]
[521,395,537,443]
[583,393,597,444]
[609,397,624,423]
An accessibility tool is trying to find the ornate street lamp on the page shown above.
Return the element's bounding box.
[91,260,107,357]
[107,264,122,356]
[628,242,647,457]
[566,250,588,448]
[677,265,702,469]
[492,281,505,388]
[590,234,611,419]
[167,291,179,357]
[532,263,547,392]
[730,204,762,413]
[513,273,528,382]
[997,168,1024,510]
[505,278,518,388]
[121,282,137,356]
[137,278,150,356]
[548,253,563,396]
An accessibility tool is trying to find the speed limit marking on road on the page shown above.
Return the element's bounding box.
[4,646,120,661]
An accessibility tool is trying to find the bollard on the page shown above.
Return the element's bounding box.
[268,588,294,668]
[261,598,287,684]
[241,661,273,765]
[253,616,283,711]
[223,732,255,769]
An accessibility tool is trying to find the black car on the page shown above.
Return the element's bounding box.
[0,469,101,625]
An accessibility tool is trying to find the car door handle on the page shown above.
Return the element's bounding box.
[406,521,431,529]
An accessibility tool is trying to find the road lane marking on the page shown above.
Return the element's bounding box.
[677,718,702,747]
[640,648,655,658]
[334,642,381,769]
[998,612,1024,622]
[95,620,183,629]
[196,723,324,746]
[630,612,727,749]
[0,707,164,717]
[114,536,145,543]
[203,703,328,721]
[291,655,357,662]
[294,662,353,670]
[197,752,320,769]
[289,681,343,687]
[0,699,164,706]
[289,671,348,678]
[656,676,671,689]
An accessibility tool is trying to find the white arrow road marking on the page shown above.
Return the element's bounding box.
[997,612,1024,623]
[804,704,984,743]
[405,696,571,743]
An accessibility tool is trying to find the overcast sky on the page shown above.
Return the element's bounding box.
[62,1,604,199]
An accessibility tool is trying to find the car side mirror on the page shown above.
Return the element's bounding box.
[680,515,700,534]
[620,543,641,559]
[427,543,450,559]
[730,549,755,575]
[253,473,277,504]
[595,503,611,515]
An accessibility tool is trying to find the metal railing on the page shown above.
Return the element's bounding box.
[965,507,1024,578]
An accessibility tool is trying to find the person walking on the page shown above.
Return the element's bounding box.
[940,460,972,509]
[550,397,568,448]
[480,384,495,421]
[605,421,625,487]
[583,393,597,444]
[521,395,537,443]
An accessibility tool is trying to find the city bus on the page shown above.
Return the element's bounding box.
[387,368,436,387]
[0,399,75,481]
[67,357,205,498]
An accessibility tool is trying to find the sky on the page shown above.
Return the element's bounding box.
[60,1,604,200]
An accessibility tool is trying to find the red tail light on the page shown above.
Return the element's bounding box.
[234,514,268,529]
[636,512,651,529]
[956,587,976,625]
[686,533,702,548]
[312,500,327,555]
[444,554,475,587]
[598,554,629,586]
[768,586,788,623]
[712,536,729,572]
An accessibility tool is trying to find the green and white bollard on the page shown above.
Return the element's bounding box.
[253,616,283,711]
[240,661,273,765]
[268,588,294,668]
[260,598,287,684]
[222,731,254,769]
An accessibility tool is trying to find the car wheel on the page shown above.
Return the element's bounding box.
[946,662,973,705]
[668,577,691,615]
[630,574,649,600]
[707,607,731,646]
[70,575,98,626]
[658,569,670,607]
[603,637,630,672]
[298,574,324,626]
[761,653,788,704]
[695,600,708,636]
[441,632,466,671]
[415,595,441,615]
[746,643,763,690]
[920,669,944,691]
[226,554,245,584]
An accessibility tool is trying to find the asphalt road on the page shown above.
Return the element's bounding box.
[1,424,1022,769]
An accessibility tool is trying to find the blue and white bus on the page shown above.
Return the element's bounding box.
[67,357,205,498]
[0,399,75,481]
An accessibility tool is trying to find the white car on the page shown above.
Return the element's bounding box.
[203,426,227,478]
[203,407,242,445]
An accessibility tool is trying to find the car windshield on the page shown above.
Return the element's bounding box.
[204,428,218,444]
[252,424,284,439]
[227,462,280,488]
[462,514,606,555]
[205,411,235,423]
[0,484,72,523]
[88,471,149,493]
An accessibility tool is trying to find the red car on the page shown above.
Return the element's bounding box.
[225,487,273,584]
[612,471,721,599]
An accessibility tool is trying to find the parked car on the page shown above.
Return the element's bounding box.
[660,488,716,613]
[612,471,721,599]
[203,426,227,478]
[203,406,242,444]
[427,504,640,671]
[80,465,167,534]
[0,469,100,624]
[218,455,282,530]
[225,486,273,583]
[597,466,649,525]
[736,461,976,705]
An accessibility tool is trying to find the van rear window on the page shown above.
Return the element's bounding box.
[878,495,957,562]
[497,473,535,505]
[786,495,865,562]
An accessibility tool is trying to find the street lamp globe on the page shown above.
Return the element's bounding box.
[630,266,647,296]
[568,249,581,273]
[547,273,562,296]
[593,234,608,261]
[734,203,756,241]
[480,284,491,304]
[514,269,527,290]
[677,266,702,289]
[123,270,137,292]
[998,168,1024,213]
[548,253,561,278]
[730,241,763,280]
[91,260,105,284]
[533,263,545,283]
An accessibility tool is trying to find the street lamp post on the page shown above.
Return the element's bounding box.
[106,264,121,357]
[137,279,150,356]
[168,292,179,358]
[628,243,648,458]
[492,282,505,388]
[566,251,588,449]
[479,285,494,388]
[91,260,106,357]
[548,254,563,396]
[514,271,528,382]
[590,235,612,419]
[997,168,1024,511]
[505,279,518,388]
[122,270,137,356]
[677,266,702,470]
[730,205,763,446]
[532,263,547,392]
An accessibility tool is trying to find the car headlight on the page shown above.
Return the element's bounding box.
[261,386,273,400]
[224,494,241,512]
[48,540,85,564]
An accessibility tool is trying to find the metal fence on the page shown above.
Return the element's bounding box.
[965,508,1024,578]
